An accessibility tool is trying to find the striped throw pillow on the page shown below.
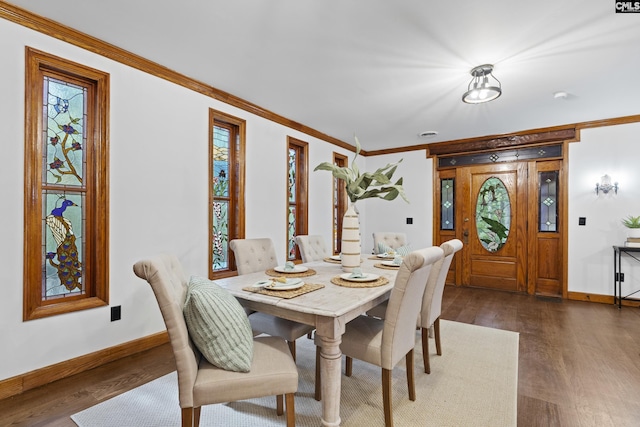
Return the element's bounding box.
[183,276,253,372]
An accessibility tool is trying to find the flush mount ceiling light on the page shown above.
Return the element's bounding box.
[462,64,502,104]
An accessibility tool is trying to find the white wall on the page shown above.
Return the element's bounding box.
[568,123,640,297]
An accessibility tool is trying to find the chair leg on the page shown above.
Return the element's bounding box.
[315,346,322,401]
[406,349,416,401]
[181,407,193,427]
[194,407,202,427]
[288,340,297,361]
[285,392,296,427]
[276,395,284,415]
[382,368,393,427]
[434,317,442,356]
[421,326,430,374]
[345,356,353,377]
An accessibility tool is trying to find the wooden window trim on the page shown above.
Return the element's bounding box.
[287,137,309,261]
[23,47,109,320]
[333,152,348,254]
[209,109,246,279]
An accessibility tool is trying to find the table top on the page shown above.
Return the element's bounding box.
[613,245,640,253]
[214,257,399,333]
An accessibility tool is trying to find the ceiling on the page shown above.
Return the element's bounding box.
[5,0,640,152]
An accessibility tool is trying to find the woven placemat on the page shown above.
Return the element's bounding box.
[374,263,400,270]
[330,276,389,288]
[265,268,317,278]
[242,283,325,299]
[368,256,394,260]
[323,257,342,264]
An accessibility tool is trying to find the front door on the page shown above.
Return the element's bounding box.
[458,163,527,292]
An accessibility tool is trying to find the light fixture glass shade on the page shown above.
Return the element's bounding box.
[462,64,502,104]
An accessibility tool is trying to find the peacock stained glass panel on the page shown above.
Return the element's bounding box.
[288,206,296,259]
[44,76,86,187]
[43,192,84,297]
[212,201,229,270]
[475,177,511,253]
[212,127,230,198]
[288,148,296,204]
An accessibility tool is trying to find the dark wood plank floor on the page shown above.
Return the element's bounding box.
[2,286,640,426]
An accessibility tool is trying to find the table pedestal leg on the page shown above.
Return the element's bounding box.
[317,334,342,427]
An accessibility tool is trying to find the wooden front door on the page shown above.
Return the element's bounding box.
[458,163,527,292]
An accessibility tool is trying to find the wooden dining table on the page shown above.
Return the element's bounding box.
[214,256,399,427]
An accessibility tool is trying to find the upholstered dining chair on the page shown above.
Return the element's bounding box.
[372,232,408,255]
[294,234,329,263]
[229,238,315,360]
[367,239,463,374]
[133,254,298,427]
[315,246,444,427]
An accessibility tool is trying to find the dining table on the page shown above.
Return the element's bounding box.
[214,255,400,427]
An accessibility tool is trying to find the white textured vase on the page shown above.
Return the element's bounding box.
[341,203,361,272]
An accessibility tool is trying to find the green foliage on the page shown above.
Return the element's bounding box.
[314,136,409,203]
[621,215,640,228]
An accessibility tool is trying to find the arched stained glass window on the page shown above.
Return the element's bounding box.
[475,177,510,252]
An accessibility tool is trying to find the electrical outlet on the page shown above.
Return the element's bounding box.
[111,305,121,321]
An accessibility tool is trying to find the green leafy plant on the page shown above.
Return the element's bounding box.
[621,215,640,228]
[314,136,409,203]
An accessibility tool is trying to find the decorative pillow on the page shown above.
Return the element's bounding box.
[377,242,413,256]
[183,276,253,372]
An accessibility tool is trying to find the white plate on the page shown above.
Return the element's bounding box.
[381,260,401,267]
[329,255,341,261]
[274,265,309,273]
[253,278,304,291]
[340,272,380,282]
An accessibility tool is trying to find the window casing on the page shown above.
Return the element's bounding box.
[209,110,245,278]
[24,47,109,320]
[333,153,348,254]
[287,137,309,261]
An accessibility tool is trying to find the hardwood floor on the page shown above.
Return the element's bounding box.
[2,286,640,426]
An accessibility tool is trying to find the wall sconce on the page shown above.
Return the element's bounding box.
[595,174,618,195]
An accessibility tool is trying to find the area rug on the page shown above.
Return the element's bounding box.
[71,320,518,426]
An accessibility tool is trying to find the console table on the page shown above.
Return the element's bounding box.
[613,245,640,308]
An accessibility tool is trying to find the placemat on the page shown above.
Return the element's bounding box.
[323,257,342,264]
[242,283,325,299]
[374,263,400,270]
[265,268,317,278]
[368,256,394,260]
[330,276,389,288]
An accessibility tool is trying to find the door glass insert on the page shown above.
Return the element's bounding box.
[475,177,510,252]
[539,171,558,232]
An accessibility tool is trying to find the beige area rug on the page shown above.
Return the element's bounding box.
[71,320,518,426]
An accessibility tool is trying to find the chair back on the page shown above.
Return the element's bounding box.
[229,238,279,275]
[381,246,444,369]
[419,239,463,328]
[295,234,329,262]
[132,254,199,408]
[373,232,408,254]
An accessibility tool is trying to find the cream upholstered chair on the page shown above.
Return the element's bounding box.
[229,238,315,360]
[372,232,408,254]
[315,246,444,427]
[367,239,463,374]
[133,254,298,427]
[294,234,329,262]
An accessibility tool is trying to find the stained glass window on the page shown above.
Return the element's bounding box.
[475,177,511,252]
[441,178,454,230]
[209,110,245,277]
[539,171,558,232]
[287,138,308,261]
[24,48,109,320]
